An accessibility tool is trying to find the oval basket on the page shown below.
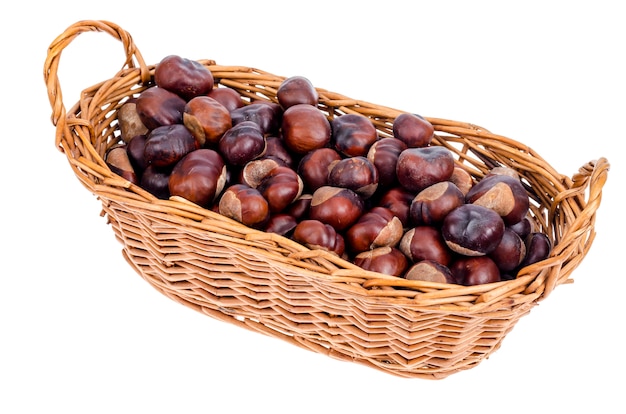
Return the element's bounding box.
[44,20,609,379]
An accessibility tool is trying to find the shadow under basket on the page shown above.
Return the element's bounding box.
[44,20,610,380]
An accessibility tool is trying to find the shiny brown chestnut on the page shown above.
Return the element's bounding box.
[230,101,283,136]
[297,147,342,192]
[285,194,312,221]
[256,166,304,213]
[353,247,409,277]
[218,121,266,167]
[396,146,455,193]
[449,166,474,196]
[168,149,227,208]
[377,187,414,228]
[135,86,187,130]
[117,99,149,143]
[140,165,171,200]
[392,113,434,148]
[292,219,345,257]
[183,96,232,147]
[154,55,214,101]
[264,136,295,169]
[106,146,138,185]
[508,216,535,240]
[264,213,298,237]
[465,174,530,226]
[309,186,364,232]
[404,260,456,284]
[488,228,526,273]
[345,207,403,254]
[218,184,270,228]
[126,134,148,178]
[144,124,199,168]
[281,103,331,155]
[240,158,283,188]
[328,156,379,199]
[450,255,501,286]
[366,137,407,189]
[442,204,505,256]
[277,75,318,109]
[399,226,452,267]
[331,113,378,157]
[410,181,465,226]
[518,232,552,269]
[206,86,245,112]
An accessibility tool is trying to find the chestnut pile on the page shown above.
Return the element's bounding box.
[107,54,552,286]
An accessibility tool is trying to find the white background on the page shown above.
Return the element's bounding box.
[2,1,624,413]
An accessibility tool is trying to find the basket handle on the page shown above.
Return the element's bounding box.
[43,20,150,151]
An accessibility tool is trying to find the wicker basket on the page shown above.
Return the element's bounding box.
[44,20,609,380]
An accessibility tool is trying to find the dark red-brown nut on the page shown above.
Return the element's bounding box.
[292,219,345,257]
[154,55,214,101]
[377,187,414,228]
[281,103,331,155]
[465,174,530,226]
[230,101,283,136]
[277,75,318,109]
[396,146,455,193]
[285,194,312,221]
[264,136,295,169]
[218,184,270,228]
[442,204,505,256]
[518,232,552,269]
[508,216,534,240]
[183,96,232,147]
[117,99,149,143]
[297,147,342,192]
[353,247,408,277]
[331,113,378,157]
[450,255,501,286]
[135,86,187,130]
[484,166,520,181]
[140,165,171,200]
[126,134,148,178]
[366,137,407,189]
[206,86,245,112]
[405,260,456,284]
[218,121,266,167]
[410,181,465,226]
[106,146,138,185]
[449,166,474,196]
[144,124,199,168]
[264,213,298,237]
[256,166,304,213]
[345,207,403,254]
[392,113,434,148]
[168,149,227,208]
[309,186,364,232]
[240,158,283,188]
[328,156,379,199]
[488,228,527,273]
[399,226,452,267]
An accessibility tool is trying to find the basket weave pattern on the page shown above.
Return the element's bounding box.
[44,20,609,379]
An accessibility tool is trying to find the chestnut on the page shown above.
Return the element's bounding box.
[449,166,474,196]
[144,124,199,168]
[377,187,414,228]
[277,75,318,109]
[230,101,283,135]
[240,158,283,188]
[264,213,298,237]
[297,147,342,192]
[399,226,452,266]
[135,86,187,130]
[281,103,331,155]
[396,146,455,193]
[206,86,245,112]
[405,260,455,284]
[353,247,409,277]
[508,216,535,239]
[218,184,270,228]
[345,207,403,254]
[518,232,552,268]
[410,181,465,226]
[331,113,378,157]
[441,204,505,256]
[106,146,138,184]
[392,113,434,148]
[450,256,501,286]
[117,99,149,143]
[465,174,530,226]
[309,186,364,232]
[183,96,232,147]
[264,136,295,169]
[327,156,379,199]
[126,134,148,177]
[292,219,345,257]
[285,194,312,221]
[140,164,171,200]
[154,54,214,100]
[366,137,407,189]
[168,149,227,208]
[218,121,266,167]
[256,166,304,213]
[488,228,526,272]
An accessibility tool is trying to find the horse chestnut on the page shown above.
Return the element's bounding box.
[442,204,505,256]
[154,55,214,100]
